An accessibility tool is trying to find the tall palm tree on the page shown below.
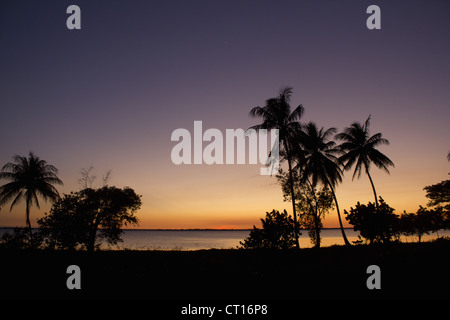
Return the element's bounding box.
[336,116,394,208]
[298,122,351,246]
[249,87,304,249]
[0,152,63,241]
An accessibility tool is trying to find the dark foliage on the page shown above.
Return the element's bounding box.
[1,241,449,300]
[0,152,63,241]
[277,168,334,247]
[0,228,43,250]
[240,209,296,249]
[249,87,304,248]
[298,122,350,246]
[424,180,450,211]
[336,116,394,208]
[399,206,449,242]
[344,197,399,244]
[38,186,141,251]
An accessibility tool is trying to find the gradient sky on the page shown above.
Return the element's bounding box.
[0,0,449,229]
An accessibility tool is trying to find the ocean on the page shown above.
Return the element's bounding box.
[0,228,447,250]
[110,229,362,250]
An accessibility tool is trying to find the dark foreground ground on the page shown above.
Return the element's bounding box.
[0,240,449,301]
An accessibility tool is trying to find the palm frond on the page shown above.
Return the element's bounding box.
[0,181,24,206]
[363,115,371,132]
[298,122,343,188]
[352,157,366,180]
[366,133,390,147]
[288,104,304,122]
[368,149,395,173]
[278,86,293,103]
[0,152,63,225]
[248,87,304,160]
[249,106,266,118]
[9,190,25,211]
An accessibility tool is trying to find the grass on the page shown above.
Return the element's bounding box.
[0,239,449,301]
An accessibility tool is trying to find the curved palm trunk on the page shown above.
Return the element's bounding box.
[25,200,33,245]
[366,170,378,209]
[284,140,300,249]
[328,183,351,246]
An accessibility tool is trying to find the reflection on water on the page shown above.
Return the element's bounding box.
[0,228,448,250]
[104,229,449,250]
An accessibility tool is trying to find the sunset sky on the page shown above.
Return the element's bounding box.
[0,0,449,229]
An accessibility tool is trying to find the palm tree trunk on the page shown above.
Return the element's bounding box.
[328,183,351,246]
[25,200,33,245]
[366,170,379,209]
[284,140,300,249]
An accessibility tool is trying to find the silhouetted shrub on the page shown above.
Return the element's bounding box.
[344,197,399,244]
[399,206,448,242]
[0,228,43,250]
[240,209,296,249]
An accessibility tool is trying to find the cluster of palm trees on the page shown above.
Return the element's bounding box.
[249,87,394,248]
[0,87,397,250]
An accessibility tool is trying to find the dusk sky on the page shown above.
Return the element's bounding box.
[0,0,449,229]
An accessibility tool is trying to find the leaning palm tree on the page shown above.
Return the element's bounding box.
[0,152,63,242]
[336,116,394,209]
[249,87,304,249]
[298,122,351,246]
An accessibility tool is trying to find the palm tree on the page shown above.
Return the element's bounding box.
[0,152,63,242]
[336,116,394,208]
[249,87,304,248]
[298,122,351,246]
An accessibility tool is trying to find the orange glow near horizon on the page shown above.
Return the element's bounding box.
[1,153,447,230]
[0,1,449,231]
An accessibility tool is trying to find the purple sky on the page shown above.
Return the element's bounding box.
[0,0,449,228]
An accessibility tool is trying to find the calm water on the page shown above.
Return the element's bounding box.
[0,228,447,250]
[111,229,363,250]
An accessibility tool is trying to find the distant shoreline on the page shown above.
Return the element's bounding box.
[0,227,352,231]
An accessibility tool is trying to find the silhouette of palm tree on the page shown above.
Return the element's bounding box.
[336,116,394,209]
[249,87,304,249]
[0,152,63,242]
[299,122,351,246]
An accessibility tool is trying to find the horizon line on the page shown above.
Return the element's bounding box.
[0,226,354,231]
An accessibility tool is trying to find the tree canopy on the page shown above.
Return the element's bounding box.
[344,197,398,244]
[38,186,141,251]
[0,152,63,241]
[240,209,296,249]
[424,180,450,211]
[277,168,334,247]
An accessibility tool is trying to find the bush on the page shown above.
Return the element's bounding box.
[0,228,43,250]
[399,206,448,242]
[240,209,296,249]
[344,197,399,244]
